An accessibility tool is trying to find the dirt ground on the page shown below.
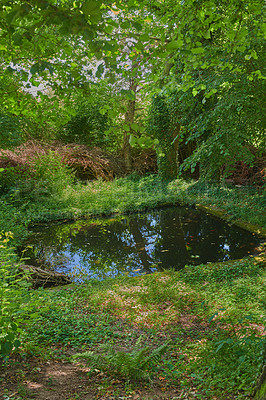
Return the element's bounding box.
[0,356,189,400]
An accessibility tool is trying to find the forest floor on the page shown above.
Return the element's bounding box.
[1,349,196,400]
[0,176,265,399]
[1,257,265,400]
[1,357,184,400]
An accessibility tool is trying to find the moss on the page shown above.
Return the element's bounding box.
[196,204,229,219]
[254,381,266,400]
[233,220,266,238]
[196,204,266,239]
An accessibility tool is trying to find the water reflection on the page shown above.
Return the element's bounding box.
[22,207,261,280]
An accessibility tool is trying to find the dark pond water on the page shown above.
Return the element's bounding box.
[22,207,261,280]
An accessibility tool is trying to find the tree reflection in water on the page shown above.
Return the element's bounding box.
[22,207,261,280]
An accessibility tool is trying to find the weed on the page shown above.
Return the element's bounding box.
[72,339,169,382]
[22,287,122,352]
[0,233,31,358]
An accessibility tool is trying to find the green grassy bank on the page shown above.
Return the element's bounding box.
[1,175,266,247]
[1,255,265,399]
[0,175,265,399]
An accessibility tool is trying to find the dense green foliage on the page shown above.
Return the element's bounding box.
[1,151,74,200]
[0,113,23,149]
[153,1,265,178]
[147,94,179,180]
[1,0,264,174]
[1,256,262,398]
[61,99,109,146]
[0,1,265,398]
[0,233,30,358]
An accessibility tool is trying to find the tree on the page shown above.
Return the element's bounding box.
[145,0,265,179]
[0,0,264,180]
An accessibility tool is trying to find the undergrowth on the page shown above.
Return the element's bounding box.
[72,339,169,382]
[11,256,264,399]
[0,168,265,398]
[1,174,265,249]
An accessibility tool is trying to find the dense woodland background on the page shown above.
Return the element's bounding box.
[0,0,265,186]
[0,1,265,399]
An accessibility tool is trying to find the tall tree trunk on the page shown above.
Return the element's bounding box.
[123,79,137,174]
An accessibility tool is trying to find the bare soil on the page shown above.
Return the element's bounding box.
[0,356,186,400]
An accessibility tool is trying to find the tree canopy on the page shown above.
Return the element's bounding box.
[0,0,265,177]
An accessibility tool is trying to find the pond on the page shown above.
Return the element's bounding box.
[23,207,260,280]
[22,206,261,280]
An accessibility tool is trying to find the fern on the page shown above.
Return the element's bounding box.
[72,339,169,381]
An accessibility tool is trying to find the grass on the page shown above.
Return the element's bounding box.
[185,180,266,231]
[1,175,265,248]
[12,256,264,399]
[0,173,265,398]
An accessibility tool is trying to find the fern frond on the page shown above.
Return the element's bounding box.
[72,351,108,369]
[72,338,169,382]
[145,341,169,366]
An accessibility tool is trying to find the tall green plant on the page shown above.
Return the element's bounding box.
[73,339,169,381]
[1,151,75,202]
[0,233,30,358]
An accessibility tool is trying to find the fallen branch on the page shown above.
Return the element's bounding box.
[19,264,72,288]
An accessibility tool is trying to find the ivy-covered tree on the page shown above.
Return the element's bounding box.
[146,0,265,180]
[147,94,179,180]
[0,0,265,180]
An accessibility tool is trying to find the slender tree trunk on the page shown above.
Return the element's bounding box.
[123,79,137,174]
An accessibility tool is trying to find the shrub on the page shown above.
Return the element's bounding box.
[72,339,169,382]
[0,151,75,202]
[60,100,109,147]
[0,232,30,358]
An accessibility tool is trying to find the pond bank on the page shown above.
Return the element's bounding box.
[2,257,265,399]
[195,203,266,238]
[1,177,265,399]
[1,177,265,250]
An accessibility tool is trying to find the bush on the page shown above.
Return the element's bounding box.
[60,100,109,147]
[0,232,30,358]
[0,151,75,202]
[0,112,23,149]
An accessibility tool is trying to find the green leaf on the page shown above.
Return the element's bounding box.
[120,89,135,101]
[96,63,104,78]
[166,39,184,50]
[82,1,100,16]
[13,33,23,46]
[104,25,114,34]
[131,122,139,131]
[121,21,131,29]
[129,135,136,145]
[203,30,211,39]
[139,33,150,41]
[205,89,217,98]
[191,47,204,54]
[132,22,142,31]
